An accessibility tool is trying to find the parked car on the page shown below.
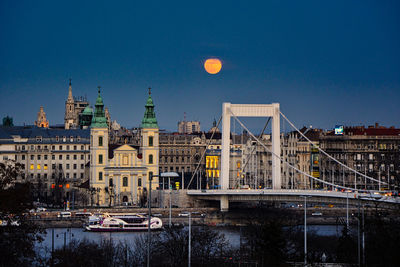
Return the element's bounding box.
[57,211,72,218]
[312,212,323,216]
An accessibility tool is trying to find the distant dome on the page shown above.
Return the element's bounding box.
[82,106,93,115]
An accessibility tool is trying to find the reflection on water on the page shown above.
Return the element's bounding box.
[37,224,342,254]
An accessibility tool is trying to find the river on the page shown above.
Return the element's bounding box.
[36,224,343,255]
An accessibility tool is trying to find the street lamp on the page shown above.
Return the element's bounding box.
[146,172,179,267]
[300,195,312,266]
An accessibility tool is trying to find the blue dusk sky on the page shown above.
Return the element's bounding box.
[0,0,399,133]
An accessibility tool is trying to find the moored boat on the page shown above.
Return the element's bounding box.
[85,213,162,232]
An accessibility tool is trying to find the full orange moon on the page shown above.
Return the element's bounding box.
[204,58,222,74]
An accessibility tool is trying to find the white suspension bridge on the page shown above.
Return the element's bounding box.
[184,102,400,211]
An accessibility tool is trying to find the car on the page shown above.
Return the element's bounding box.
[57,211,72,218]
[152,213,162,217]
[312,212,323,216]
[178,212,190,217]
[36,207,47,212]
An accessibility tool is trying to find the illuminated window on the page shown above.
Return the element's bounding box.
[37,164,41,170]
[44,164,48,170]
[123,177,128,187]
[30,164,34,170]
[237,161,241,168]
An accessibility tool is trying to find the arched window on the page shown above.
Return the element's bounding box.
[123,177,128,187]
[138,178,142,187]
[149,154,153,164]
[149,136,153,147]
[109,178,113,187]
[99,136,103,147]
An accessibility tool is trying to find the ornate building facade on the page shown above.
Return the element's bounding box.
[89,89,159,206]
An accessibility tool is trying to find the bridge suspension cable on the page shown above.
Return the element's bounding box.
[187,116,222,189]
[279,111,392,187]
[229,110,374,192]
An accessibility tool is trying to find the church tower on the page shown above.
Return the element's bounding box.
[141,88,159,191]
[90,86,109,206]
[64,79,75,129]
[35,106,49,128]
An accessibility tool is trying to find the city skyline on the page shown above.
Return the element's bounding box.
[1,1,399,131]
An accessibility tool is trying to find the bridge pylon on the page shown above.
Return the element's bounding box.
[220,102,281,191]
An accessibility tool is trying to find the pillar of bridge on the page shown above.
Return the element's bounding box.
[220,102,281,190]
[220,195,229,212]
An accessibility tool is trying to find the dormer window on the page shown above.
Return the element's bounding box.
[63,136,66,142]
[56,136,59,142]
[77,136,80,142]
[70,136,74,142]
[36,136,42,142]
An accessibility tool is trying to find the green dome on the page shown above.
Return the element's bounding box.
[82,106,93,115]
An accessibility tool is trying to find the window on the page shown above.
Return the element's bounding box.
[38,155,41,160]
[99,172,103,181]
[66,173,70,179]
[99,154,103,164]
[123,155,128,165]
[77,136,81,142]
[59,145,62,150]
[67,145,70,150]
[36,136,42,142]
[22,155,25,160]
[81,155,84,160]
[73,173,77,179]
[56,136,59,142]
[109,178,114,187]
[138,178,142,187]
[44,173,47,179]
[66,155,70,160]
[149,171,153,180]
[58,164,62,169]
[123,177,128,187]
[80,173,84,179]
[73,155,77,160]
[73,164,77,169]
[30,164,34,170]
[63,136,66,142]
[81,145,84,150]
[37,164,41,170]
[149,154,153,164]
[99,136,103,147]
[31,155,34,160]
[70,136,74,142]
[81,164,84,169]
[66,164,70,169]
[52,164,56,170]
[44,155,48,160]
[22,145,25,151]
[44,164,48,170]
[74,145,77,150]
[52,145,55,150]
[149,136,153,147]
[59,155,62,160]
[52,155,55,160]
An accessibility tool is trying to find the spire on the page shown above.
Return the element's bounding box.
[91,86,108,128]
[141,87,158,128]
[67,79,73,102]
